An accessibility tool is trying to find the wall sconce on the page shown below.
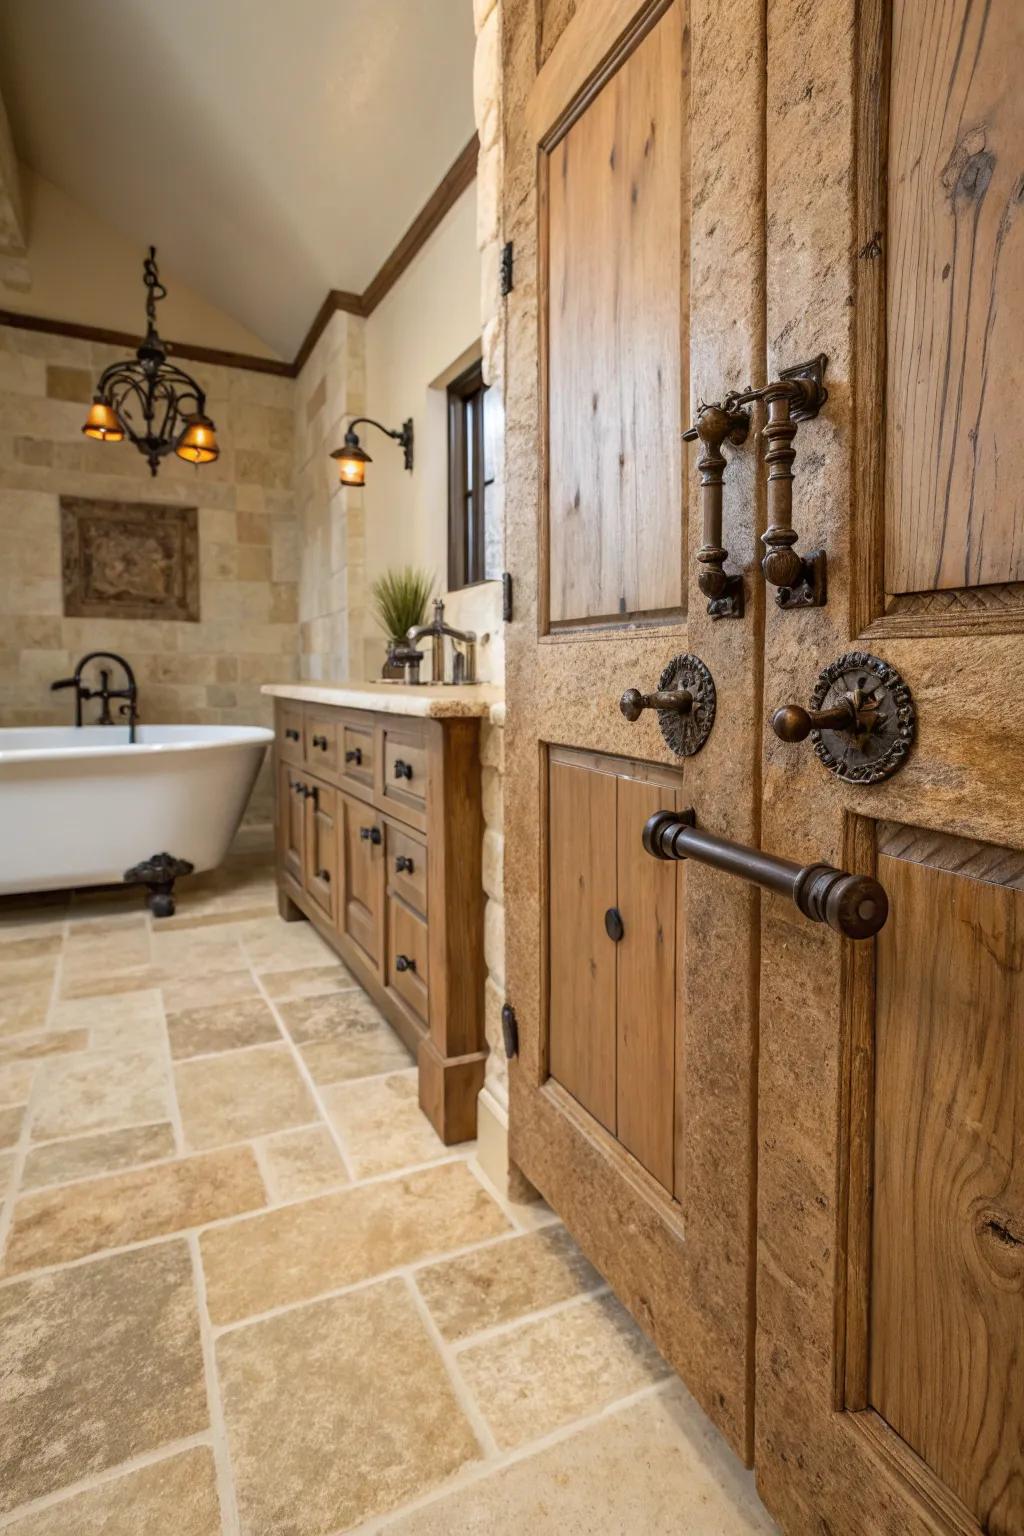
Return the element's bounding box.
[330,417,414,487]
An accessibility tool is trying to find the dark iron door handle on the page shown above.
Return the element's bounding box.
[620,687,693,722]
[393,759,414,780]
[345,747,363,765]
[312,733,329,750]
[284,727,300,741]
[395,954,416,973]
[395,855,415,873]
[315,868,331,883]
[642,809,887,940]
[359,825,383,845]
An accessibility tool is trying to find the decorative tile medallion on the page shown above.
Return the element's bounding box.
[60,496,199,621]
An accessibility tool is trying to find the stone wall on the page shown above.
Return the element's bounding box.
[0,322,299,827]
[292,310,371,681]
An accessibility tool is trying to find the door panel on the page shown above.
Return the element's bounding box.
[869,834,1024,1531]
[548,753,618,1130]
[339,792,382,967]
[278,761,305,889]
[304,781,337,924]
[504,0,764,1460]
[885,0,1024,596]
[756,0,1024,1529]
[615,774,681,1194]
[545,1,683,626]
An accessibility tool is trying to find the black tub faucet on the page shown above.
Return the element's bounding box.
[51,652,139,743]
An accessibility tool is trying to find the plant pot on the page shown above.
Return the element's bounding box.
[381,640,404,680]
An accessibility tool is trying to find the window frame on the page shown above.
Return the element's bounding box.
[447,358,493,591]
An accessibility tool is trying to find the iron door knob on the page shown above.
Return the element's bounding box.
[393,759,414,780]
[316,867,331,883]
[345,747,363,765]
[620,687,694,722]
[395,855,415,873]
[395,954,416,973]
[771,700,861,743]
[285,728,300,741]
[360,825,382,844]
[312,734,328,750]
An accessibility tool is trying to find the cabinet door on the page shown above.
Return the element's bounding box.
[304,780,338,924]
[339,791,382,968]
[278,760,305,889]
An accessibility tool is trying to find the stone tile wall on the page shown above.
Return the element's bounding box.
[0,323,299,826]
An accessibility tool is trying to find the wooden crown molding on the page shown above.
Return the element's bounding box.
[0,134,480,381]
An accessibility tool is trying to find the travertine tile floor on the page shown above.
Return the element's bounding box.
[0,854,777,1535]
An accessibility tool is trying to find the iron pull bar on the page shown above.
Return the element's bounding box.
[642,808,887,939]
[682,402,750,619]
[724,355,829,609]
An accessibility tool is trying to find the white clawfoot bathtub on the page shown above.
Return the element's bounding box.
[0,724,272,895]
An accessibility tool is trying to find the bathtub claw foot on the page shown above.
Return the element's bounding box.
[124,851,195,918]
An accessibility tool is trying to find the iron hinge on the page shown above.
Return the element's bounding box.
[499,241,514,296]
[502,571,513,623]
[501,1002,519,1058]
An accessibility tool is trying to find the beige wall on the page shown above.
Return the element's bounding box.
[0,167,281,361]
[0,322,299,827]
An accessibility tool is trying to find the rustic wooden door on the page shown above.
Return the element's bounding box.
[502,0,766,1458]
[755,1,1024,1531]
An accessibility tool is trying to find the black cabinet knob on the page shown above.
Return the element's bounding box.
[395,855,415,874]
[360,825,382,845]
[284,727,300,742]
[312,733,329,751]
[345,747,363,765]
[604,907,624,942]
[315,867,331,883]
[393,759,414,781]
[395,954,416,973]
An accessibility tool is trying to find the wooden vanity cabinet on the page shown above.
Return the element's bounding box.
[273,699,485,1143]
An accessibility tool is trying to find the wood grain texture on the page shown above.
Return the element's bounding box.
[504,0,763,1463]
[616,774,680,1193]
[547,754,618,1131]
[339,790,381,967]
[871,852,1024,1533]
[545,1,683,625]
[885,0,1024,595]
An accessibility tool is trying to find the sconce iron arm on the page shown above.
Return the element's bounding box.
[344,417,415,471]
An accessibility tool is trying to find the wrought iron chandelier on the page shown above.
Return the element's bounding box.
[82,247,220,477]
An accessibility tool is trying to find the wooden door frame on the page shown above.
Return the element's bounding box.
[502,0,767,1460]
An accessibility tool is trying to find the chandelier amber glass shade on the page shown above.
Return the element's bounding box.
[82,399,125,442]
[175,413,220,465]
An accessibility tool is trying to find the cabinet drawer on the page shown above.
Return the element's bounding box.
[278,706,304,765]
[387,897,429,1024]
[340,793,383,969]
[379,722,428,829]
[340,712,375,798]
[386,821,427,917]
[305,712,340,774]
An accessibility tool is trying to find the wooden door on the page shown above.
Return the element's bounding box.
[339,792,382,967]
[304,781,338,924]
[755,1,1024,1531]
[278,761,305,889]
[502,0,765,1458]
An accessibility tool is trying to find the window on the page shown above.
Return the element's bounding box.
[447,359,496,590]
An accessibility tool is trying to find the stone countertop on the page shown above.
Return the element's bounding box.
[261,681,505,720]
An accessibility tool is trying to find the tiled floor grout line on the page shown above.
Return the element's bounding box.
[187,1232,243,1536]
[340,1378,678,1536]
[402,1270,503,1461]
[467,1150,562,1234]
[248,958,367,1185]
[0,1433,215,1533]
[448,1283,612,1355]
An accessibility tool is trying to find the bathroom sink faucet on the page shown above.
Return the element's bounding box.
[51,652,139,743]
[407,599,477,685]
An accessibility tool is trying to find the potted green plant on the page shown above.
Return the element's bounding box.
[370,567,434,679]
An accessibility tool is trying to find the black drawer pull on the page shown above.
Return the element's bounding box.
[345,747,363,766]
[315,867,331,884]
[284,727,300,742]
[393,758,414,781]
[395,855,415,874]
[395,953,416,973]
[359,825,382,845]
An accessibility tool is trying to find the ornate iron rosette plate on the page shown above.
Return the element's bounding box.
[657,653,716,757]
[809,651,915,783]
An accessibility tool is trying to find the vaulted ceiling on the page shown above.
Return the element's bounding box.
[0,0,476,357]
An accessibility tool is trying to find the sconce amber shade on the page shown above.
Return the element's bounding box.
[330,434,371,487]
[82,399,124,442]
[175,413,220,465]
